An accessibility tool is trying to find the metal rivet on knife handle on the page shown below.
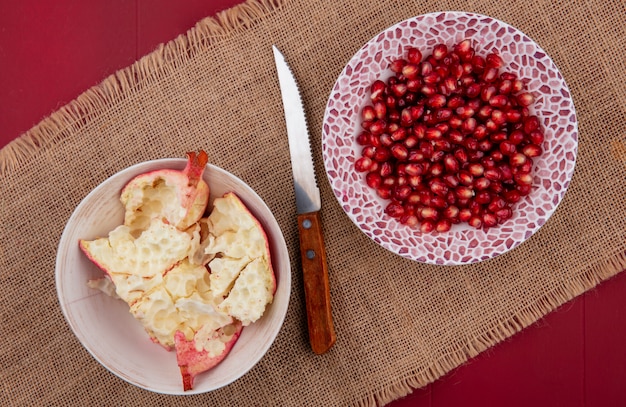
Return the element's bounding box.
[297,211,336,354]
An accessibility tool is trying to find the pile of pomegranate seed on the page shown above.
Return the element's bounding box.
[354,40,545,232]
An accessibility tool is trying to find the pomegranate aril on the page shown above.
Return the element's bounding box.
[370,80,386,101]
[517,92,535,106]
[383,133,399,147]
[434,108,453,122]
[420,219,435,233]
[471,55,486,73]
[523,116,540,134]
[510,152,527,166]
[491,150,505,162]
[407,191,421,203]
[489,95,509,108]
[402,64,419,79]
[377,187,392,199]
[468,215,482,229]
[427,94,447,108]
[390,144,409,161]
[473,177,491,191]
[456,185,474,199]
[447,95,464,109]
[487,197,506,212]
[499,141,517,155]
[429,178,448,195]
[355,157,373,172]
[369,120,386,136]
[528,130,545,145]
[522,143,542,157]
[443,174,460,188]
[390,128,407,142]
[455,39,473,56]
[484,168,502,181]
[428,162,444,178]
[432,44,448,60]
[362,145,377,159]
[517,183,532,196]
[393,185,412,201]
[373,101,387,119]
[503,189,521,203]
[444,77,458,93]
[459,208,472,222]
[496,207,513,222]
[420,207,439,221]
[486,52,504,69]
[453,148,469,164]
[511,79,525,93]
[425,127,443,140]
[444,205,460,220]
[431,195,448,209]
[406,79,422,93]
[474,190,492,204]
[465,82,481,98]
[382,176,396,188]
[514,172,533,185]
[390,59,406,73]
[457,170,473,185]
[506,109,522,123]
[482,212,498,228]
[379,161,394,177]
[356,131,371,146]
[400,214,419,227]
[385,202,405,218]
[407,47,422,64]
[366,172,382,188]
[456,106,475,119]
[405,162,424,176]
[421,84,437,96]
[433,138,452,152]
[498,79,512,94]
[436,218,452,232]
[461,117,477,134]
[420,61,433,76]
[508,129,525,145]
[391,83,408,98]
[444,155,460,173]
[362,105,376,122]
[478,139,493,152]
[482,67,499,82]
[497,164,513,181]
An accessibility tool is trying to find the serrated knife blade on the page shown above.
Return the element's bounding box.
[272,45,336,354]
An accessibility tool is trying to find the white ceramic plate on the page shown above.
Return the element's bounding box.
[322,11,578,265]
[56,159,291,394]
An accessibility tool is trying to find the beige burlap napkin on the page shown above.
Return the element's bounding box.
[2,0,625,405]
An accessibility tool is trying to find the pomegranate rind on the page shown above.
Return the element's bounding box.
[204,192,276,325]
[120,150,209,231]
[78,219,193,304]
[174,321,243,391]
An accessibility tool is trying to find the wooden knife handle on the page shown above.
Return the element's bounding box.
[297,211,336,354]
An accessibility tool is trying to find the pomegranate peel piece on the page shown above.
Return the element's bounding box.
[120,150,210,231]
[203,192,276,325]
[79,219,194,304]
[174,320,243,391]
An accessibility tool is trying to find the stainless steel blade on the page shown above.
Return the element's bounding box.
[272,45,321,214]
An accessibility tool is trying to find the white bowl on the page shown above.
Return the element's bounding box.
[322,11,578,265]
[56,159,291,394]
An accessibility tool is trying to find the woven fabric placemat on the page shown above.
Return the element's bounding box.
[2,0,626,405]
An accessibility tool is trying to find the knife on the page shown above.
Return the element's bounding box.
[272,45,336,354]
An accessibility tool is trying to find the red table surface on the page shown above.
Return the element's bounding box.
[1,2,624,406]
